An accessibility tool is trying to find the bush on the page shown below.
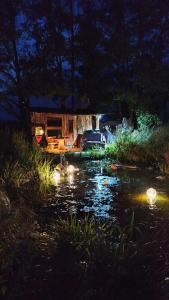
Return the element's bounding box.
[136,111,162,131]
[106,128,139,162]
[106,113,169,168]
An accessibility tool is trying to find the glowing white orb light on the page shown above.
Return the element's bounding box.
[53,170,61,185]
[67,165,75,174]
[68,174,74,185]
[146,188,157,205]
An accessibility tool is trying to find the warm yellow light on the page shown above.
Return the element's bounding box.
[52,170,61,185]
[39,129,44,135]
[67,165,75,173]
[68,174,74,184]
[146,188,157,205]
[35,127,44,136]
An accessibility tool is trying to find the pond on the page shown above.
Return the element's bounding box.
[41,160,169,226]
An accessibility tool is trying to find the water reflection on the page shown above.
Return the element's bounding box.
[42,160,169,220]
[83,174,119,217]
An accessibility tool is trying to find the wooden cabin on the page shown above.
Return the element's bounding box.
[31,110,100,151]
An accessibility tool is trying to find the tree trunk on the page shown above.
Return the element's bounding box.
[12,39,32,142]
[70,0,75,110]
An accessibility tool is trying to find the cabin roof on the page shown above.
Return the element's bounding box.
[29,96,119,115]
[29,106,115,115]
[0,96,119,121]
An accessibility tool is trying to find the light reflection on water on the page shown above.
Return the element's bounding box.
[43,160,169,220]
[83,174,119,217]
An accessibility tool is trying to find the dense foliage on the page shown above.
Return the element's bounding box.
[137,111,162,131]
[106,112,169,170]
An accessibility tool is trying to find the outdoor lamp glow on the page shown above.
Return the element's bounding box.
[146,188,157,205]
[53,170,61,185]
[67,165,75,173]
[39,129,44,135]
[68,174,74,185]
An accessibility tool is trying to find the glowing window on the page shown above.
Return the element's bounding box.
[35,127,44,136]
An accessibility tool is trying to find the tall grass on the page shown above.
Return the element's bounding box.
[0,129,53,198]
[2,162,29,188]
[0,209,166,300]
[36,159,53,194]
[52,214,139,268]
[47,214,163,300]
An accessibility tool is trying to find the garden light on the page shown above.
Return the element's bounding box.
[67,165,79,174]
[67,165,75,173]
[68,174,74,184]
[52,170,61,185]
[39,129,44,135]
[146,188,157,205]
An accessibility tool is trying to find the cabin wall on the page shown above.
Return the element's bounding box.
[77,115,93,134]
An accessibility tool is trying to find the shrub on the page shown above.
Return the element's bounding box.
[106,128,139,162]
[106,113,169,168]
[136,111,161,131]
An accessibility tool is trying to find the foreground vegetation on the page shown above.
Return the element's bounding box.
[1,202,168,300]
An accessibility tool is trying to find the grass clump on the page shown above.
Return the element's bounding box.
[0,209,166,300]
[48,215,138,299]
[0,129,53,198]
[41,214,163,300]
[84,146,105,159]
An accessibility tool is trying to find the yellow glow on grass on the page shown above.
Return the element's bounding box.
[131,192,169,205]
[52,170,61,185]
[68,174,74,185]
[67,165,79,174]
[67,165,75,173]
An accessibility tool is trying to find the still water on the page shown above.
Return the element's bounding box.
[41,160,169,224]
